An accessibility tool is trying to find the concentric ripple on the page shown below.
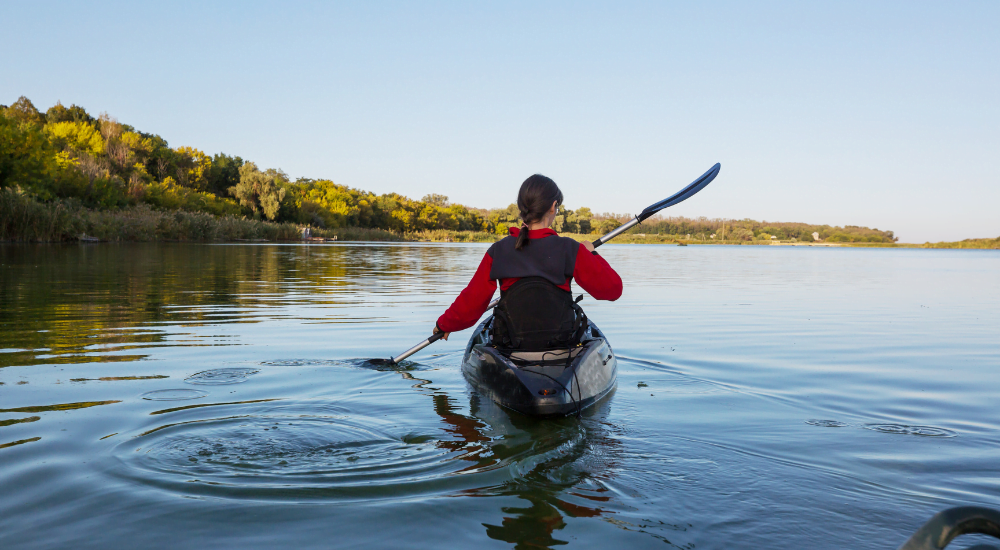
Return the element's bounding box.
[185,367,260,385]
[862,424,957,438]
[108,400,591,502]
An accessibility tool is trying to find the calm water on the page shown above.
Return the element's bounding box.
[1,243,999,549]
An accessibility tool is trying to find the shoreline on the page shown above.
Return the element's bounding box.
[4,233,996,250]
[2,192,995,249]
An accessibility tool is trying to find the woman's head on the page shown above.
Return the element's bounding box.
[515,174,563,249]
[517,174,563,226]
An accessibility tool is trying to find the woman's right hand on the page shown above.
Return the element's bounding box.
[433,325,449,341]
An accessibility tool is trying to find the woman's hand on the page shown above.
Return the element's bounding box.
[581,241,595,253]
[433,325,450,341]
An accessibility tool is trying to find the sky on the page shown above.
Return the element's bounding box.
[2,1,997,242]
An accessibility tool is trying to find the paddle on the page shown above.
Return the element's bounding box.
[376,162,721,365]
[592,162,721,247]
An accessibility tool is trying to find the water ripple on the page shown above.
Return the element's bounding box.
[862,424,957,438]
[805,419,850,428]
[142,389,208,401]
[185,368,260,385]
[259,358,428,371]
[108,400,591,502]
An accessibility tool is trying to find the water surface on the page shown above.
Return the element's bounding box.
[1,243,998,549]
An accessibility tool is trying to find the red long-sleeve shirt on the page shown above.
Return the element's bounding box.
[436,227,623,333]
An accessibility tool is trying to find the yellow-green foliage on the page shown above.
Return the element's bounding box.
[44,121,104,156]
[143,177,242,217]
[173,146,212,190]
[1,114,85,200]
[1,96,905,244]
[291,179,490,232]
[920,237,1000,249]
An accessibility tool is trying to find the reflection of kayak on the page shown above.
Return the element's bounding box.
[461,315,617,417]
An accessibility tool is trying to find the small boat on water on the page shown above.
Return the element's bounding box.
[461,315,617,417]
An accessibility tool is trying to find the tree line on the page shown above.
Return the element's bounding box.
[1,96,618,235]
[606,215,897,243]
[1,96,892,242]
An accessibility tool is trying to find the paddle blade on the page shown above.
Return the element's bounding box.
[637,163,720,222]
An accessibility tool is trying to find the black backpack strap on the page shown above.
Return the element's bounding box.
[570,297,588,344]
[490,303,520,349]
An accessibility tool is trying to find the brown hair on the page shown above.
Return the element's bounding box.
[515,174,563,250]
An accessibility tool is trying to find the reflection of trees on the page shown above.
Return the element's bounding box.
[0,243,468,369]
[427,383,619,549]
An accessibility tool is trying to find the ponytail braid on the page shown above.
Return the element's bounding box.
[514,174,563,251]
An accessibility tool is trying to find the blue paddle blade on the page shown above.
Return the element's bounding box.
[637,163,721,222]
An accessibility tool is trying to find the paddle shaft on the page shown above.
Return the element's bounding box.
[591,218,640,248]
[390,298,502,364]
[390,332,444,364]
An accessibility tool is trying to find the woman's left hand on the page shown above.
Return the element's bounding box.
[433,325,449,341]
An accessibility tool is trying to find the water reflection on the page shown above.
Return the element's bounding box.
[2,243,999,549]
[470,403,618,549]
[415,364,619,548]
[0,436,41,449]
[0,243,472,369]
[0,400,121,413]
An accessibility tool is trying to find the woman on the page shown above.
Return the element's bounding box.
[434,174,622,351]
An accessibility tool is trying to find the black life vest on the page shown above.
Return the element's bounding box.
[486,233,587,351]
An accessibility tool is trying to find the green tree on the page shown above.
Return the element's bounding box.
[204,153,244,196]
[575,207,593,233]
[0,111,83,199]
[421,193,449,206]
[3,96,45,126]
[45,102,95,125]
[595,219,621,234]
[230,162,286,220]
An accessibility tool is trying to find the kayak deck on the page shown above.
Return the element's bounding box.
[461,316,617,417]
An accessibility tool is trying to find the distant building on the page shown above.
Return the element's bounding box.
[710,234,716,239]
[770,236,777,240]
[812,232,820,241]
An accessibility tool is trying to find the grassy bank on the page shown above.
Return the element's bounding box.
[404,230,808,246]
[407,230,1000,249]
[917,237,1000,249]
[0,188,403,243]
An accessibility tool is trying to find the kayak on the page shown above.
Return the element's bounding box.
[461,315,618,417]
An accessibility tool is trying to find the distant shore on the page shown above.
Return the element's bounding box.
[2,192,995,249]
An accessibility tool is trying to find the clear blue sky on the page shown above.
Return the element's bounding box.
[3,1,997,242]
